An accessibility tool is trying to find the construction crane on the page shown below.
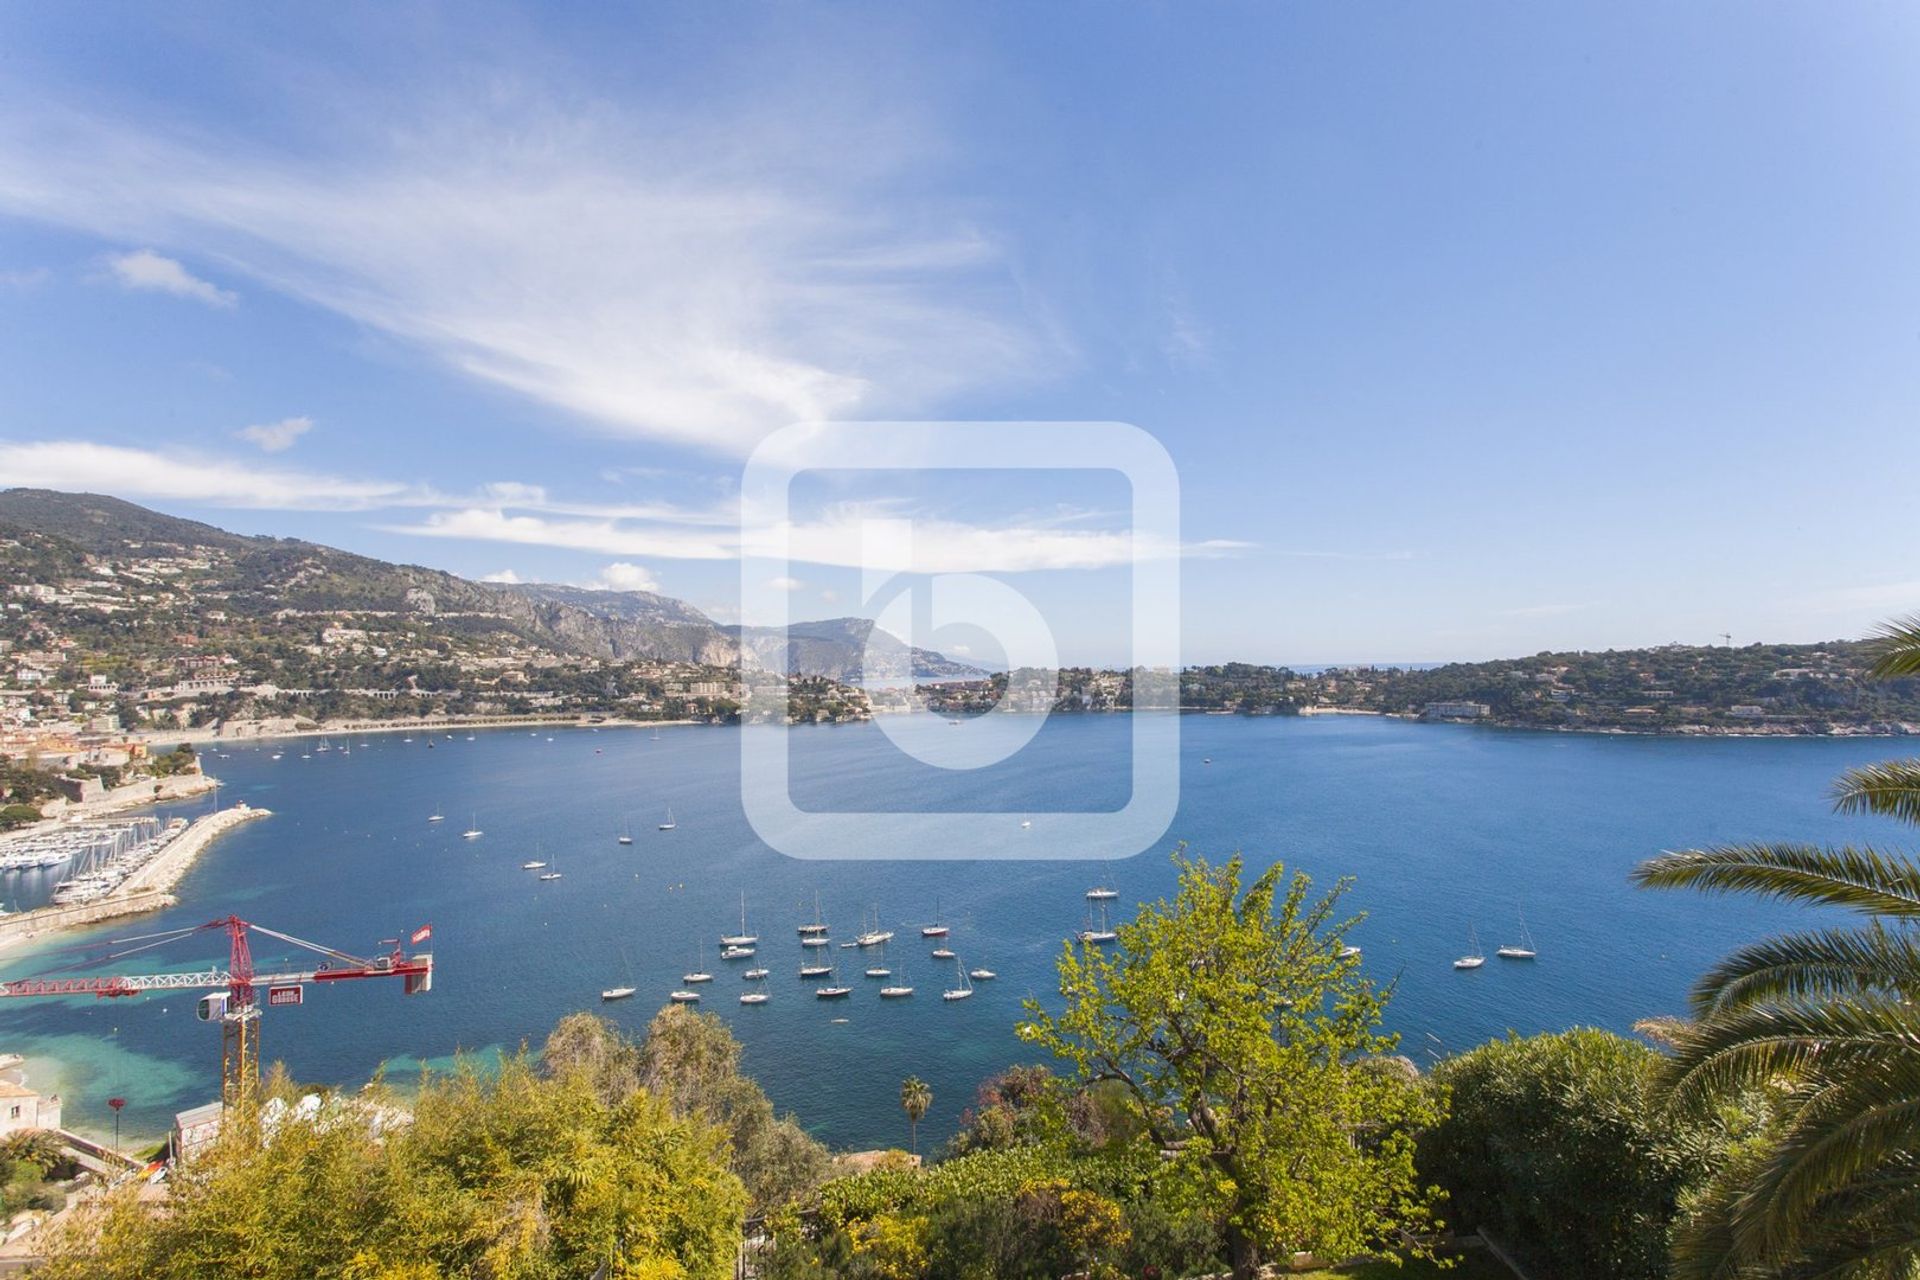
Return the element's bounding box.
[0,915,433,1105]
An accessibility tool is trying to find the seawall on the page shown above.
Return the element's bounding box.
[0,805,270,949]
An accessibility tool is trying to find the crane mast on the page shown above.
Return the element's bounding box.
[0,915,434,1105]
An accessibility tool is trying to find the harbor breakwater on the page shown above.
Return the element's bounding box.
[0,805,270,949]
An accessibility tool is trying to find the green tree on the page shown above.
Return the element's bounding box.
[1420,1028,1763,1280]
[571,1005,833,1213]
[1629,614,1920,1280]
[899,1077,931,1155]
[38,1048,745,1279]
[1018,848,1444,1280]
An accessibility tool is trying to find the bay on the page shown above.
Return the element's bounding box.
[1,714,1909,1152]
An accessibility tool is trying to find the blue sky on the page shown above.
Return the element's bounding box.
[2,3,1918,665]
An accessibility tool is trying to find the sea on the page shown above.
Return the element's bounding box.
[1,714,1910,1151]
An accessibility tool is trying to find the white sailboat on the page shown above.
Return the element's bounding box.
[683,945,713,983]
[617,819,633,846]
[602,951,636,1001]
[1497,912,1538,960]
[815,958,851,999]
[720,892,759,946]
[521,859,547,870]
[880,960,913,997]
[744,966,770,980]
[1078,902,1118,944]
[658,806,676,831]
[799,958,832,978]
[942,957,974,1001]
[856,906,894,947]
[930,945,955,960]
[462,813,483,840]
[1454,924,1487,970]
[669,990,701,1003]
[739,989,770,1004]
[538,854,562,882]
[798,891,830,938]
[864,943,891,979]
[920,894,950,938]
[427,805,445,823]
[969,966,996,980]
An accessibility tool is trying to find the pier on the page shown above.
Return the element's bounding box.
[0,806,270,949]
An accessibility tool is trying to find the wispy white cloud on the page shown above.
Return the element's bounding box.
[386,502,1236,572]
[236,415,313,453]
[478,568,523,584]
[769,575,805,592]
[0,440,417,510]
[0,267,51,292]
[0,84,1056,454]
[104,249,236,307]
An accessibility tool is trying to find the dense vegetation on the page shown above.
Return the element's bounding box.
[1419,1029,1772,1280]
[1627,616,1920,1280]
[40,1019,758,1279]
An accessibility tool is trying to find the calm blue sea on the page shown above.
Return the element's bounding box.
[1,715,1911,1151]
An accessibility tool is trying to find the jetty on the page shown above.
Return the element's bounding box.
[0,805,270,949]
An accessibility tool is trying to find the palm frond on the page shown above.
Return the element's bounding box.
[1656,998,1920,1109]
[1632,844,1920,919]
[1833,759,1920,828]
[1735,1065,1920,1265]
[1690,925,1920,1018]
[1866,614,1920,680]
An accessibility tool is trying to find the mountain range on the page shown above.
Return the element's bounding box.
[0,489,982,682]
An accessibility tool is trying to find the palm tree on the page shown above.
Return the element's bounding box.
[1631,615,1920,1280]
[899,1076,931,1155]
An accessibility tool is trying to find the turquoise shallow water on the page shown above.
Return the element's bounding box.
[0,715,1909,1150]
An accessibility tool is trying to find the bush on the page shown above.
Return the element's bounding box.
[1419,1028,1759,1280]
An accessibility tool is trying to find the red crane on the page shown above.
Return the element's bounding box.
[1,915,434,1104]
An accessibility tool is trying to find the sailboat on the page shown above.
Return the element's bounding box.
[942,957,974,1001]
[669,989,701,1003]
[719,892,759,946]
[682,945,713,983]
[743,965,770,980]
[427,806,445,824]
[930,943,956,960]
[1078,902,1118,944]
[855,906,894,947]
[658,806,676,831]
[864,943,891,979]
[602,951,637,1001]
[814,958,852,999]
[880,960,913,998]
[1497,912,1538,960]
[920,895,950,938]
[617,819,633,846]
[462,814,483,840]
[521,859,547,870]
[739,989,770,1004]
[798,891,830,938]
[968,965,997,980]
[799,957,832,978]
[538,853,562,881]
[1454,924,1487,970]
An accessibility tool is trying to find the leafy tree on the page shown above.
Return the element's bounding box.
[38,1048,745,1279]
[1628,614,1920,1280]
[556,1006,831,1213]
[899,1077,931,1155]
[1018,848,1445,1280]
[1419,1028,1763,1280]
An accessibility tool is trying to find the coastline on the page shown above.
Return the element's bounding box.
[0,804,270,955]
[140,713,705,749]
